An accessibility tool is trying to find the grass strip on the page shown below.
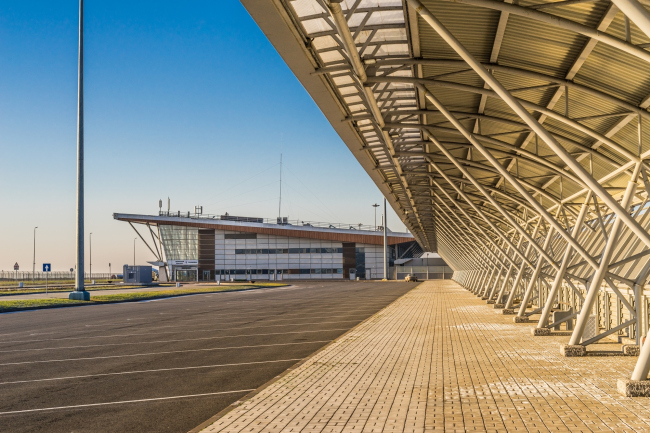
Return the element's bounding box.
[0,282,278,296]
[0,285,154,296]
[0,284,286,313]
[0,279,116,287]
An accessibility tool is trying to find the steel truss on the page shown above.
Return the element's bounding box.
[272,0,650,384]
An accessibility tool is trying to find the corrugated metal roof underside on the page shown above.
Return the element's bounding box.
[241,0,650,271]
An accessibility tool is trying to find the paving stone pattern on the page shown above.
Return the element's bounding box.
[200,280,650,432]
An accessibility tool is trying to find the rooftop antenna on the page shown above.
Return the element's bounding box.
[278,153,282,219]
[167,197,170,212]
[159,199,162,213]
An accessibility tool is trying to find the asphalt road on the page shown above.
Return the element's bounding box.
[0,281,415,433]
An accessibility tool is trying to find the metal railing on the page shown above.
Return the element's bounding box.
[395,266,454,279]
[0,271,115,282]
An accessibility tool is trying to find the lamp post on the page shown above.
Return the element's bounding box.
[32,227,38,283]
[109,263,111,278]
[383,198,388,280]
[372,203,379,230]
[134,238,137,267]
[89,232,92,280]
[70,0,89,300]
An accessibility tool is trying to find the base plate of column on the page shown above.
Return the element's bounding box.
[561,344,586,357]
[622,345,640,356]
[513,316,529,323]
[617,379,650,397]
[502,309,515,315]
[493,303,504,309]
[69,291,90,301]
[531,327,550,336]
[486,300,495,304]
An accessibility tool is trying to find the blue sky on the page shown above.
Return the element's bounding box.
[0,0,405,273]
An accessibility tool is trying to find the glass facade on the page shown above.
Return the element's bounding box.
[160,225,198,260]
[176,269,198,282]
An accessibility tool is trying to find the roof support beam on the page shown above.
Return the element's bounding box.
[326,0,430,246]
[612,0,650,40]
[408,0,650,253]
[426,0,650,64]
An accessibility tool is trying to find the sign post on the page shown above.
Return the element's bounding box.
[43,264,51,294]
[14,262,19,282]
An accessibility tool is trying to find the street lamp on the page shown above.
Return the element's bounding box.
[32,227,38,283]
[372,204,379,230]
[383,199,388,280]
[89,232,92,280]
[109,262,111,278]
[134,238,137,267]
[69,0,89,301]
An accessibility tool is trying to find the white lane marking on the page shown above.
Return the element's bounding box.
[0,358,303,385]
[0,340,331,366]
[0,389,255,415]
[2,328,350,353]
[0,320,361,345]
[80,310,373,328]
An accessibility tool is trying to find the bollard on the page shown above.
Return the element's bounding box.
[176,282,180,288]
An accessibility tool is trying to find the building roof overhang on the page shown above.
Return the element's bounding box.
[114,213,415,246]
[239,0,650,271]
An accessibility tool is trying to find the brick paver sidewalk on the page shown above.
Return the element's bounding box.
[198,280,650,432]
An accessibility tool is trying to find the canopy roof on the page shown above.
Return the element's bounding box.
[241,0,650,270]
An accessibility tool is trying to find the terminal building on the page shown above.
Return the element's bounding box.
[114,211,449,282]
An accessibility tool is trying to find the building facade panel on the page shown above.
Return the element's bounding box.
[114,213,427,282]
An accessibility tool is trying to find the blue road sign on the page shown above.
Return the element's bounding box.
[43,263,51,272]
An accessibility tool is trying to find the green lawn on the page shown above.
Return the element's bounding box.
[0,283,286,313]
[0,284,171,296]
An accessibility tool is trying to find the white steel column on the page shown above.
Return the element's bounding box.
[503,220,542,310]
[569,167,641,345]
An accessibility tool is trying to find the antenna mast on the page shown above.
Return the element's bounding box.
[278,154,282,219]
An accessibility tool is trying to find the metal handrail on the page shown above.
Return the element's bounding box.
[156,211,401,233]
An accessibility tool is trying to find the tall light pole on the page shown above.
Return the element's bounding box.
[32,227,38,283]
[109,263,111,278]
[383,198,388,280]
[89,232,92,280]
[372,203,379,230]
[70,0,89,300]
[134,238,137,267]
